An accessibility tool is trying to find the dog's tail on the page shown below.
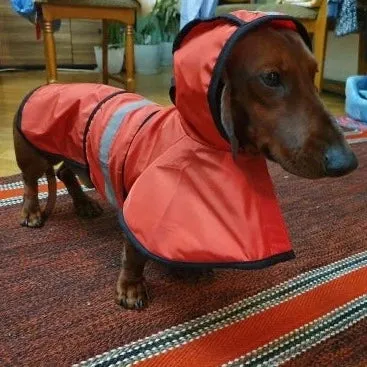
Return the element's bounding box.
[43,166,57,219]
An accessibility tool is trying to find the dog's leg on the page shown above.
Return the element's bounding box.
[20,173,44,228]
[14,126,53,227]
[56,163,103,218]
[116,240,148,310]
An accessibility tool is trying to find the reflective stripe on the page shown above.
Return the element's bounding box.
[99,99,153,206]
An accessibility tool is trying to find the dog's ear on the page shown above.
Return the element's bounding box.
[220,80,239,159]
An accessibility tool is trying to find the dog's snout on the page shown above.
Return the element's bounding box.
[324,145,358,177]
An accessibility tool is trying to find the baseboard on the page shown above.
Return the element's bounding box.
[323,79,345,96]
[0,67,346,98]
[0,64,97,71]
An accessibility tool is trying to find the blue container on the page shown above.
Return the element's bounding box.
[345,75,367,124]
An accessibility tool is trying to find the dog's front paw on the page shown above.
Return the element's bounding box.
[20,207,44,228]
[116,279,148,310]
[74,197,103,218]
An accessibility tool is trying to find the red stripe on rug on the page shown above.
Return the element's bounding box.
[347,131,367,140]
[136,266,367,367]
[0,182,65,200]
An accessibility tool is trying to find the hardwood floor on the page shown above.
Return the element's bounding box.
[0,69,345,176]
[0,69,172,176]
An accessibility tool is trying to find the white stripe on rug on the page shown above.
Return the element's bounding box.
[74,251,367,367]
[223,295,367,366]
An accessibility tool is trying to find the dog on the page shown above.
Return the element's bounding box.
[13,11,358,310]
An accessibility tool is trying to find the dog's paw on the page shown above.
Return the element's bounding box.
[74,198,103,218]
[116,280,149,310]
[20,208,44,228]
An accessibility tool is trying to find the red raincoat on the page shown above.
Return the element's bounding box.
[16,11,311,269]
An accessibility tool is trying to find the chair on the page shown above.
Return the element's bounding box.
[36,0,139,92]
[216,0,328,92]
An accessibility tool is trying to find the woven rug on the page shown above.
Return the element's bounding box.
[0,143,366,367]
[336,116,367,143]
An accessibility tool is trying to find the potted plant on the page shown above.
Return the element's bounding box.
[153,0,180,66]
[94,22,125,74]
[134,13,161,75]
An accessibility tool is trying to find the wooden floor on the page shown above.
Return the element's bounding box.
[0,69,345,177]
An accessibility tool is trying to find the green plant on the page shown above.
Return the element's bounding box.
[135,14,161,45]
[153,0,180,42]
[108,22,125,48]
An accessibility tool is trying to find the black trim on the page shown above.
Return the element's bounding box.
[118,212,295,270]
[172,15,244,54]
[121,109,160,198]
[124,110,160,154]
[15,86,44,134]
[14,85,79,166]
[169,14,247,105]
[207,15,312,141]
[222,13,246,26]
[170,13,311,142]
[15,86,126,176]
[1,64,97,71]
[82,90,128,178]
[170,16,243,106]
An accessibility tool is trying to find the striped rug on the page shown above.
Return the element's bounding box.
[0,142,366,367]
[336,116,367,144]
[73,253,367,367]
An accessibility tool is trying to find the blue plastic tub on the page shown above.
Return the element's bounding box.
[345,75,367,124]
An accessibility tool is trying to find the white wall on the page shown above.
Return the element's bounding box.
[324,31,359,82]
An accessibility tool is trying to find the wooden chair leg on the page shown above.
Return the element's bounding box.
[102,19,109,84]
[125,24,135,92]
[313,0,328,92]
[358,29,367,74]
[42,18,58,83]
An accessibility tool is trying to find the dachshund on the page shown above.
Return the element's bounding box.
[13,23,358,310]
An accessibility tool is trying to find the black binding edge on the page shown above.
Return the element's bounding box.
[15,85,43,137]
[82,90,128,178]
[172,14,244,53]
[15,86,128,175]
[119,213,295,270]
[170,14,245,104]
[169,13,312,136]
[15,85,83,169]
[121,109,160,198]
[207,15,312,140]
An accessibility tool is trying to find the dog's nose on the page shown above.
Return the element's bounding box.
[324,145,358,177]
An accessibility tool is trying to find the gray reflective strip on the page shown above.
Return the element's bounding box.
[99,99,153,206]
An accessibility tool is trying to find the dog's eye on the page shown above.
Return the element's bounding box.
[261,72,281,88]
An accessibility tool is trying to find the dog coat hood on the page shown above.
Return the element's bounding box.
[17,11,311,269]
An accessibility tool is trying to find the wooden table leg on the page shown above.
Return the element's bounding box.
[43,18,58,83]
[125,24,135,92]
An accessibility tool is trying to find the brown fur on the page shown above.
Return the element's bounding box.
[13,28,358,310]
[226,28,357,179]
